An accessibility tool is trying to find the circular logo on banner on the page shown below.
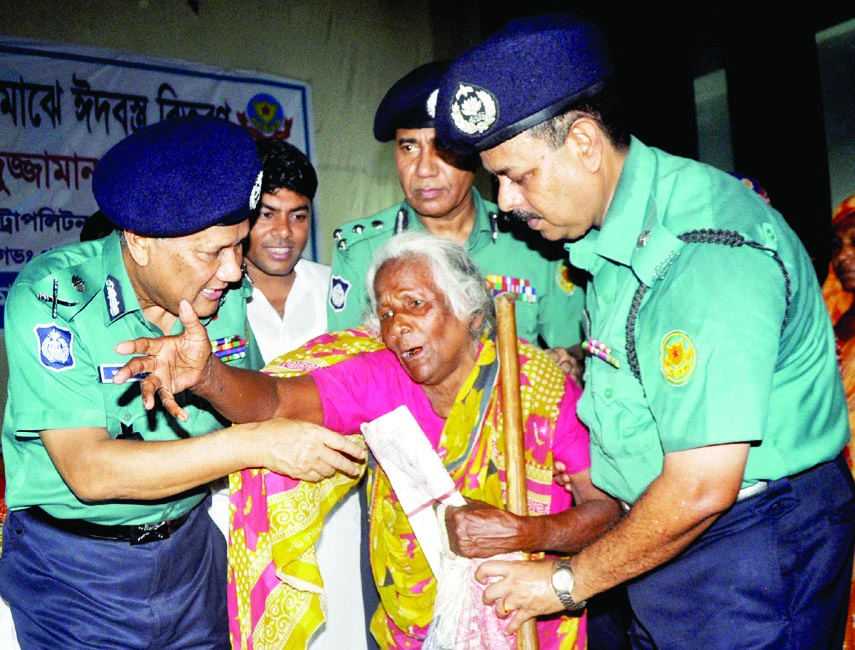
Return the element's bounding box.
[450,83,498,135]
[660,330,696,385]
[246,93,286,136]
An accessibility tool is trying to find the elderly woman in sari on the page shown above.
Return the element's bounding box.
[117,232,620,649]
[822,194,855,650]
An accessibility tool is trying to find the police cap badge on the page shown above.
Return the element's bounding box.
[436,13,613,154]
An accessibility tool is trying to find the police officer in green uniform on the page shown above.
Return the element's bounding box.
[435,14,855,650]
[0,116,364,649]
[327,61,585,357]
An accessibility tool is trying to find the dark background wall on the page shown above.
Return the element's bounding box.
[467,5,855,276]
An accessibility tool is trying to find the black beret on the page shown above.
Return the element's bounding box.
[435,13,613,154]
[373,60,452,142]
[93,115,263,237]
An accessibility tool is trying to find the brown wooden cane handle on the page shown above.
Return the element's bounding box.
[495,293,540,650]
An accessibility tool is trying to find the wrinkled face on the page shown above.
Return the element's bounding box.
[134,220,249,320]
[395,127,476,220]
[374,257,477,392]
[480,130,602,241]
[832,213,855,293]
[245,188,311,280]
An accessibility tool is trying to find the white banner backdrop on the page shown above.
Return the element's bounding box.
[0,37,316,329]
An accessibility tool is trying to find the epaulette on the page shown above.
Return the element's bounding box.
[31,262,101,320]
[332,207,405,254]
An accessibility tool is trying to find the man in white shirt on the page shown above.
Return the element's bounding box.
[217,139,367,649]
[245,139,331,360]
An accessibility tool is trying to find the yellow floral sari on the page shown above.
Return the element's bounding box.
[228,328,583,649]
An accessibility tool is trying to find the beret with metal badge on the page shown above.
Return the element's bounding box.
[93,115,263,237]
[373,60,452,142]
[435,13,614,154]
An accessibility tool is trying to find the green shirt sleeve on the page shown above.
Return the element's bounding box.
[637,243,784,452]
[4,279,107,436]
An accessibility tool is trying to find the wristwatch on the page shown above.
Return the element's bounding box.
[551,559,587,611]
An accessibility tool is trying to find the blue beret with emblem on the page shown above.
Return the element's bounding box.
[373,60,452,142]
[93,115,263,237]
[435,13,613,154]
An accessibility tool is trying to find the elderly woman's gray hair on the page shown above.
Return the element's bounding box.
[363,232,496,337]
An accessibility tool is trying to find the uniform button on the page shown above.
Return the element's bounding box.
[605,388,613,399]
[602,294,612,304]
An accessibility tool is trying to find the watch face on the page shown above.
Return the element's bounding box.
[552,567,574,592]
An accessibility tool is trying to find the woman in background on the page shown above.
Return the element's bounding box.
[822,193,855,650]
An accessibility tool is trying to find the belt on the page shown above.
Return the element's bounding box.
[26,505,193,545]
[735,480,768,502]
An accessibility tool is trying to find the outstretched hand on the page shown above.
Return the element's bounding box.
[246,418,368,482]
[113,300,212,420]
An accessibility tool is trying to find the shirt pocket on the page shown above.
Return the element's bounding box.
[584,364,665,502]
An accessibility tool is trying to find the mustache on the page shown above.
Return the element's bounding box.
[509,210,542,222]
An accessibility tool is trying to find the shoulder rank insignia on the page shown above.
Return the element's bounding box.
[394,207,409,234]
[35,323,75,372]
[104,275,125,321]
[660,330,696,385]
[486,274,536,303]
[36,277,79,318]
[329,276,351,312]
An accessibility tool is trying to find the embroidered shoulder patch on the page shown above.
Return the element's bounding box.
[35,323,75,372]
[660,330,696,385]
[556,261,577,294]
[329,276,351,312]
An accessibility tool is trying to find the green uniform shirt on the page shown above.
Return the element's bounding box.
[568,138,849,504]
[327,188,585,347]
[1,233,263,525]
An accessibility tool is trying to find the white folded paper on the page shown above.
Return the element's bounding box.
[360,405,466,577]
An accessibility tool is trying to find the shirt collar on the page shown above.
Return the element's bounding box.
[592,136,655,267]
[99,232,144,326]
[566,138,684,286]
[404,187,496,240]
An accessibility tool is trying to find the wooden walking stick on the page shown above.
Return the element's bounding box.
[495,292,540,650]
